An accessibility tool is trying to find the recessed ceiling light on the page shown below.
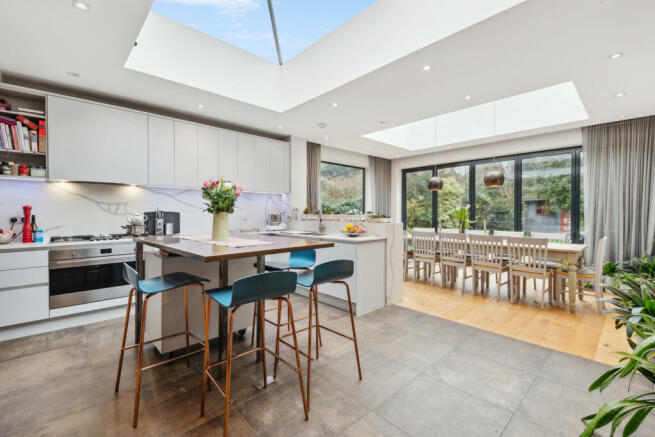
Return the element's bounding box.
[332,102,339,108]
[324,136,329,140]
[422,65,431,71]
[619,115,626,119]
[608,52,623,60]
[197,104,204,109]
[379,121,386,124]
[518,133,525,136]
[615,92,626,98]
[278,124,283,128]
[73,1,89,11]
[464,95,472,100]
[66,71,80,78]
[395,154,400,158]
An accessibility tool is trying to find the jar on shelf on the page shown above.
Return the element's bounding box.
[18,164,29,176]
[9,162,18,176]
[31,165,46,177]
[1,162,10,175]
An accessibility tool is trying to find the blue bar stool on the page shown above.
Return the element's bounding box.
[115,264,209,428]
[201,271,308,437]
[282,259,362,410]
[251,249,317,345]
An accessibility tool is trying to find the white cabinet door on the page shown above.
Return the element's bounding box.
[197,126,219,184]
[48,96,148,184]
[0,285,49,328]
[174,121,198,187]
[237,134,256,191]
[218,129,238,183]
[269,140,289,193]
[255,138,271,192]
[148,115,175,186]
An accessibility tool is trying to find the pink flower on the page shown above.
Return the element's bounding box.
[235,186,242,197]
[203,180,210,188]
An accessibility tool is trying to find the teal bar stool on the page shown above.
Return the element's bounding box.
[201,271,308,437]
[115,263,209,428]
[251,249,317,345]
[283,259,362,410]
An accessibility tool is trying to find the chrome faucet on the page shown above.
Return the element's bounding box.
[319,211,326,234]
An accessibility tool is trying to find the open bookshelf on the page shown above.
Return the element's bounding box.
[0,86,47,178]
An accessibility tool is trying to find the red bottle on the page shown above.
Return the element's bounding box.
[22,205,32,243]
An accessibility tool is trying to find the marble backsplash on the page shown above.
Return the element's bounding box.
[0,180,290,239]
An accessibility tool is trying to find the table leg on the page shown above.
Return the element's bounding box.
[218,260,228,365]
[134,242,144,345]
[567,254,578,313]
[256,255,265,362]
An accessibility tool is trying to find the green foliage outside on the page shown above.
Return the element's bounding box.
[405,170,432,230]
[320,162,364,214]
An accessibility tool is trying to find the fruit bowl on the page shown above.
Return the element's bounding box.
[342,223,366,237]
[0,230,17,244]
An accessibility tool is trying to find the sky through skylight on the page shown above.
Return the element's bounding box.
[152,0,377,63]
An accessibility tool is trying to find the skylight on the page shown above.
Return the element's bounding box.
[151,0,377,64]
[363,82,589,151]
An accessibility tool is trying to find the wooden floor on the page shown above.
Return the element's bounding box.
[398,270,631,366]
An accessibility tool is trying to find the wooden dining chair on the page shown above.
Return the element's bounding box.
[439,232,470,290]
[530,232,568,243]
[440,228,460,234]
[555,237,608,313]
[507,237,553,308]
[412,229,439,284]
[466,229,489,236]
[493,230,525,238]
[469,235,509,300]
[403,230,414,280]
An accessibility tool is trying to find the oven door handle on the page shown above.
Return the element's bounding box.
[48,255,136,270]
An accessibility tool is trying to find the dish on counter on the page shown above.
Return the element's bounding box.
[0,229,17,244]
[342,223,366,237]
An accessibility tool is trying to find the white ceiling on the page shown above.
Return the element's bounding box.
[1,0,654,160]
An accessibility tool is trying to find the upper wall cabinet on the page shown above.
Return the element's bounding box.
[148,115,175,186]
[197,126,219,184]
[255,138,271,192]
[173,121,198,188]
[269,140,290,193]
[237,134,256,191]
[48,96,148,185]
[218,129,238,183]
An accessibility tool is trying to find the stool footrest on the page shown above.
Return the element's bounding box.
[140,347,203,372]
[279,338,314,360]
[122,330,203,351]
[317,324,354,342]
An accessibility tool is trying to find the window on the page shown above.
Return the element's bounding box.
[320,162,365,214]
[522,153,572,238]
[400,147,584,242]
[437,166,470,229]
[474,160,515,231]
[403,168,433,231]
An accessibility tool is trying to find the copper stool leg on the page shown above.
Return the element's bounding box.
[250,303,257,346]
[184,285,191,367]
[222,309,236,437]
[133,295,149,428]
[200,295,210,417]
[273,299,282,379]
[341,281,362,380]
[306,285,313,411]
[115,287,135,392]
[313,286,323,349]
[281,296,309,420]
[258,300,268,388]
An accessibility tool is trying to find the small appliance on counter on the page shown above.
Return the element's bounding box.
[122,214,148,236]
[265,213,287,231]
[145,210,180,235]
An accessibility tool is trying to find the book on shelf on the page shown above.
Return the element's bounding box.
[22,126,30,152]
[10,124,20,151]
[15,121,24,151]
[29,130,38,152]
[17,107,44,116]
[16,115,38,130]
[38,119,46,153]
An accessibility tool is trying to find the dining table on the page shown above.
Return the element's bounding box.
[133,234,334,366]
[407,234,588,313]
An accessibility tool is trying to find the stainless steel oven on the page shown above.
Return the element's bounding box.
[48,245,136,309]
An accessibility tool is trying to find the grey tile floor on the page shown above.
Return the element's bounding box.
[0,296,653,436]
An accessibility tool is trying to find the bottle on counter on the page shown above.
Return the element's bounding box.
[31,215,37,242]
[31,215,44,243]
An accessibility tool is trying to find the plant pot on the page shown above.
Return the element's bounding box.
[212,212,229,241]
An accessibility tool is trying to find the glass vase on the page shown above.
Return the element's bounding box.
[212,212,229,241]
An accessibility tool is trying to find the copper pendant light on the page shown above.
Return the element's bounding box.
[428,175,443,191]
[484,169,504,187]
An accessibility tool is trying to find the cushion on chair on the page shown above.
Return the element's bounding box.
[138,272,209,294]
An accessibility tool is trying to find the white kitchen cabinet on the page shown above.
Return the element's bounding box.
[218,129,238,182]
[174,121,198,188]
[0,286,49,328]
[148,115,175,186]
[0,249,50,328]
[269,140,290,193]
[237,134,256,190]
[255,138,271,192]
[197,126,219,184]
[48,96,148,184]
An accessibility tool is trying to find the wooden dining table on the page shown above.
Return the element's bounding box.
[133,234,334,364]
[407,234,588,313]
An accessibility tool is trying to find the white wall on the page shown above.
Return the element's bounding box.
[321,145,373,212]
[390,128,582,221]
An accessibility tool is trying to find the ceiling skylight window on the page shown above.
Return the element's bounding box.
[363,82,588,151]
[151,0,376,64]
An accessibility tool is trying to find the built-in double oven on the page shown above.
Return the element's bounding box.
[48,245,136,309]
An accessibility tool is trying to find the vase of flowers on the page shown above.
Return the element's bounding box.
[201,178,243,241]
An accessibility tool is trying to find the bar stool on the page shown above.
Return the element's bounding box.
[285,259,362,410]
[250,249,317,344]
[115,264,209,428]
[201,271,308,437]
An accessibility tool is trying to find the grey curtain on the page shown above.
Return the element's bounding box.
[306,142,321,213]
[369,155,391,216]
[583,116,655,263]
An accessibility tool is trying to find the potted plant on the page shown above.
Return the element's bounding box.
[201,178,242,241]
[452,206,474,233]
[603,261,618,286]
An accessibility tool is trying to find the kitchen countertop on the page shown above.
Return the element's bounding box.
[0,237,135,252]
[260,231,387,244]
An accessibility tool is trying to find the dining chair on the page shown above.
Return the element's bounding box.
[201,271,308,436]
[555,237,608,313]
[466,229,489,236]
[469,234,509,300]
[403,230,414,280]
[439,232,471,289]
[530,232,568,243]
[440,228,460,234]
[116,264,209,428]
[492,230,525,238]
[507,237,553,308]
[412,229,439,284]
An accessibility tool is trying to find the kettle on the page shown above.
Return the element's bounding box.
[126,214,148,226]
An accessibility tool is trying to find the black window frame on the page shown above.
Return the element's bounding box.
[320,161,366,214]
[401,146,583,242]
